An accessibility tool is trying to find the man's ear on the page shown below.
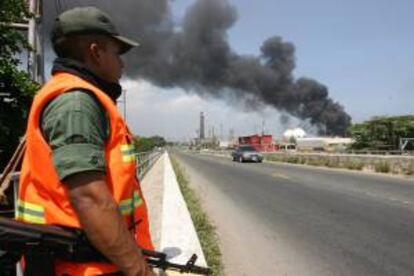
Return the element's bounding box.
[89,42,101,64]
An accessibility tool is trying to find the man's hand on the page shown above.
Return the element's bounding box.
[66,171,153,275]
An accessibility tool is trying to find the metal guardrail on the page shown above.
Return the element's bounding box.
[1,149,165,209]
[136,149,164,180]
[346,150,414,156]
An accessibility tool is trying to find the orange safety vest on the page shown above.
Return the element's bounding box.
[17,72,154,275]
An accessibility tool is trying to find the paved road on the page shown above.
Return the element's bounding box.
[172,151,414,276]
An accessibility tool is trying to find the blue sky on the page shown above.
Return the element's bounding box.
[171,0,414,122]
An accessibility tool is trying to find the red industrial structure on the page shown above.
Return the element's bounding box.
[238,134,279,152]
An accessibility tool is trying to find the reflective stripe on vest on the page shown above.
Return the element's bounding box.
[119,191,143,216]
[16,192,143,223]
[15,200,45,224]
[121,144,136,163]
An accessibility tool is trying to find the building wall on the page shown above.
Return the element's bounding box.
[296,137,354,152]
[238,134,277,152]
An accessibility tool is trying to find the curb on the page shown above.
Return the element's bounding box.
[159,152,207,274]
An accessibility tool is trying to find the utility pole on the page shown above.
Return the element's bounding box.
[28,0,44,83]
[261,119,266,136]
[27,0,36,80]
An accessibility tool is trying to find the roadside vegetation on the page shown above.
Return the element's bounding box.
[348,115,414,151]
[374,161,391,173]
[344,160,364,171]
[264,153,412,175]
[133,135,167,152]
[405,164,414,176]
[170,156,224,276]
[0,0,39,171]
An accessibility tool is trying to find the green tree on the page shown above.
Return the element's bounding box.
[348,115,414,150]
[133,135,167,153]
[348,122,370,149]
[0,0,39,170]
[150,135,166,147]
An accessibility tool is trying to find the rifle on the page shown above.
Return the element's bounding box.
[0,216,210,275]
[0,137,25,205]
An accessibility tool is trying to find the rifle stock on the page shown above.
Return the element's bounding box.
[0,217,210,275]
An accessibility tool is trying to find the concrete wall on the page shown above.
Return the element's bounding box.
[141,152,207,275]
[160,153,207,267]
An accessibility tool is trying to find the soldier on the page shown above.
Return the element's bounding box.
[17,6,155,275]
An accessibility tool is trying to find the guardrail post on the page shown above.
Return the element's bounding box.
[135,150,164,181]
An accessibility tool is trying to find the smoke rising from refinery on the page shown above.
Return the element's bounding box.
[44,0,351,135]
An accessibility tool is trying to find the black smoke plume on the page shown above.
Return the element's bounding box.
[43,0,351,135]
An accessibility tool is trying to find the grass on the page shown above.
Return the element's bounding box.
[344,160,364,170]
[404,164,414,175]
[170,156,224,276]
[263,153,408,175]
[286,156,300,164]
[306,159,324,167]
[321,158,338,168]
[374,161,391,173]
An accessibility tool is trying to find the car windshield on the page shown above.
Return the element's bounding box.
[239,146,256,152]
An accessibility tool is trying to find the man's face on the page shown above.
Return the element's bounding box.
[94,37,124,83]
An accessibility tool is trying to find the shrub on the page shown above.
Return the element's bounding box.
[324,159,340,168]
[286,156,300,164]
[307,159,324,166]
[265,154,282,162]
[375,161,391,173]
[345,160,364,170]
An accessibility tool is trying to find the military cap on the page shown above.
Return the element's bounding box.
[51,6,139,54]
